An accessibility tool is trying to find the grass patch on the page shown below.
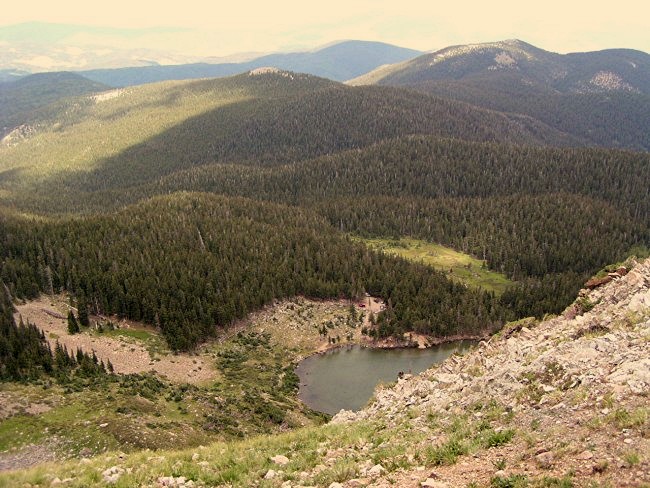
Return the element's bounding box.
[357,236,512,295]
[420,411,515,469]
[610,407,648,430]
[482,428,515,448]
[103,328,156,342]
[623,450,640,466]
[424,438,469,466]
[95,325,168,357]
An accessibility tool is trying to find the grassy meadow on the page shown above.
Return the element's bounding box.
[358,237,512,295]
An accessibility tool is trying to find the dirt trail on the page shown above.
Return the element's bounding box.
[15,296,216,385]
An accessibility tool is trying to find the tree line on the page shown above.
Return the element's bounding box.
[0,288,109,382]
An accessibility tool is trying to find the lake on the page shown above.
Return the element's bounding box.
[296,341,475,415]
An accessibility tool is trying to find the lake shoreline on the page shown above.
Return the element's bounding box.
[295,340,478,415]
[302,332,487,361]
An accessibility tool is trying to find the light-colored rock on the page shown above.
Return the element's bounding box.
[368,464,385,477]
[271,454,290,465]
[102,466,125,484]
[264,469,277,479]
[421,479,448,487]
[536,451,554,469]
[577,450,594,460]
[347,479,368,487]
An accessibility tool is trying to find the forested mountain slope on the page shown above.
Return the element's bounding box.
[0,70,648,352]
[353,40,650,93]
[0,70,579,210]
[350,40,650,150]
[0,193,507,350]
[0,71,108,138]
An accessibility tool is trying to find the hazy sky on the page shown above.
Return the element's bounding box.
[2,0,649,56]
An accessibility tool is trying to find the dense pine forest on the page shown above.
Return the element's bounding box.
[1,70,649,355]
[1,194,507,350]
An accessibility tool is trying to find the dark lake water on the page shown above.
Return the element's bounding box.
[295,341,475,415]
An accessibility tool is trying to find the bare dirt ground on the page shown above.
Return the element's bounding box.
[0,389,57,420]
[14,295,216,385]
[13,294,387,386]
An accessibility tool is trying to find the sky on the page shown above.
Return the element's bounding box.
[1,0,649,57]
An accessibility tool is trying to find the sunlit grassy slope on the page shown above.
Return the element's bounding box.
[0,78,255,178]
[358,237,512,295]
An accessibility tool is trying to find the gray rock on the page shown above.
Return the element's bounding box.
[271,454,290,465]
[368,463,386,476]
[536,451,554,469]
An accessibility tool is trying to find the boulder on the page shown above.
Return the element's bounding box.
[271,454,290,466]
[585,276,612,290]
[535,451,555,469]
[421,479,449,487]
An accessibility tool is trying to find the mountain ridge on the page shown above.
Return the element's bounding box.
[350,39,650,93]
[73,40,422,87]
[0,71,109,137]
[349,39,650,150]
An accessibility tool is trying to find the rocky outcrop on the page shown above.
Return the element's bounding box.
[335,259,649,424]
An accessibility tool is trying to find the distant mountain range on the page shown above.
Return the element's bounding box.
[0,22,209,72]
[2,38,648,151]
[78,41,422,86]
[350,39,650,150]
[350,39,650,93]
[0,22,423,83]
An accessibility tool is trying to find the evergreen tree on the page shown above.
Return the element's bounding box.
[67,310,80,334]
[77,295,90,327]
